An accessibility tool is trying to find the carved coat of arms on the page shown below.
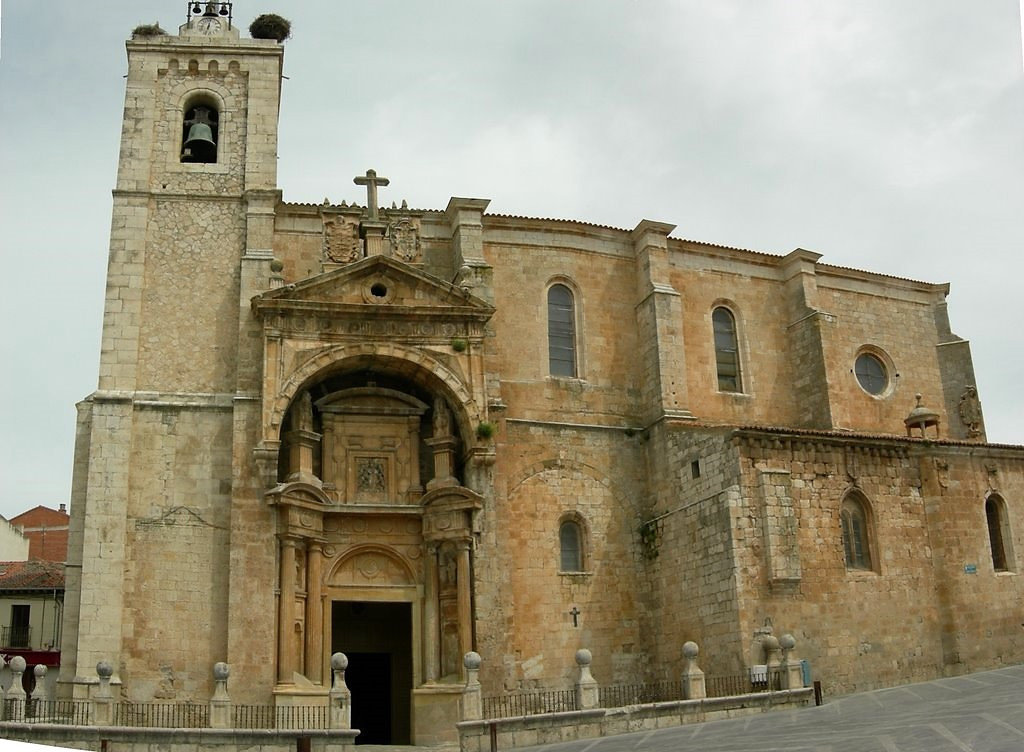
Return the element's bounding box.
[324,217,362,263]
[388,217,421,263]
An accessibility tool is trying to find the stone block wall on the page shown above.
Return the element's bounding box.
[118,405,234,701]
[642,426,745,678]
[474,422,647,693]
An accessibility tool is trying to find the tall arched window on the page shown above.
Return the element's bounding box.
[986,495,1013,572]
[548,284,577,377]
[841,494,874,571]
[712,306,742,392]
[559,519,584,572]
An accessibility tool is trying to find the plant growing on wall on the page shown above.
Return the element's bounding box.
[638,519,661,560]
[476,421,496,441]
[249,13,291,41]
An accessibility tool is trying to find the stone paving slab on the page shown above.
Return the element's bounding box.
[512,664,1024,752]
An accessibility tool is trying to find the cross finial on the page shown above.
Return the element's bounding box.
[353,169,390,221]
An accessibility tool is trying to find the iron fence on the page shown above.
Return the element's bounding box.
[231,704,329,730]
[598,679,684,707]
[24,698,92,725]
[112,701,209,728]
[706,669,782,698]
[481,688,578,719]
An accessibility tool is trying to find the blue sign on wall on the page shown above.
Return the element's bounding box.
[963,563,977,574]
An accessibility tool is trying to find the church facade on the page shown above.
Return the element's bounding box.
[59,8,1024,745]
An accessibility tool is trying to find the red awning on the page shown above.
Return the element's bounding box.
[1,649,60,667]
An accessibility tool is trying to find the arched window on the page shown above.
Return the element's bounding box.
[985,495,1014,572]
[559,519,584,572]
[841,494,874,570]
[712,307,742,392]
[548,284,577,377]
[181,102,219,163]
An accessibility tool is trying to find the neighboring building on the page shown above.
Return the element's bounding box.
[0,560,63,696]
[9,505,70,562]
[0,518,30,562]
[58,7,1023,746]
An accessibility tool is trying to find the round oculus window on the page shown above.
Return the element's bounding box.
[854,353,888,395]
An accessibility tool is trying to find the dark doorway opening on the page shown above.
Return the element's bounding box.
[332,601,412,745]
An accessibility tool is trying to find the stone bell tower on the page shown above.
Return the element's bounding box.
[60,3,284,700]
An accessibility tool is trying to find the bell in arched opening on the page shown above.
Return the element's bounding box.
[181,105,218,163]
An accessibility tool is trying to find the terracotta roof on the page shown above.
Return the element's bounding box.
[0,561,64,591]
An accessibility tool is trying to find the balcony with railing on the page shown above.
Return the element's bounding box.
[1,625,32,649]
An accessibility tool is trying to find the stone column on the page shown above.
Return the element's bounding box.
[779,634,805,689]
[426,437,459,490]
[456,541,473,666]
[424,543,441,682]
[285,428,322,487]
[32,665,48,702]
[328,653,352,730]
[7,656,27,721]
[278,536,299,683]
[91,661,113,727]
[574,649,599,710]
[209,662,231,729]
[305,541,324,684]
[681,641,706,700]
[460,652,483,721]
[763,634,781,689]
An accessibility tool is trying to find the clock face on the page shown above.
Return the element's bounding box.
[197,17,222,35]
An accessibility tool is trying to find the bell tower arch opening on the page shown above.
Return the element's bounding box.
[181,94,220,163]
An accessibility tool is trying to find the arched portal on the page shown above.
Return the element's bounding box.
[266,355,484,745]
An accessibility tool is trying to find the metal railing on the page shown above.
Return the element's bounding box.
[598,679,684,707]
[112,701,209,728]
[1,625,32,648]
[706,669,782,698]
[481,688,578,719]
[232,704,329,730]
[23,699,92,725]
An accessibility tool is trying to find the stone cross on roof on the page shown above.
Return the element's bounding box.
[353,169,389,221]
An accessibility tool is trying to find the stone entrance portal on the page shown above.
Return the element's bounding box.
[333,601,412,745]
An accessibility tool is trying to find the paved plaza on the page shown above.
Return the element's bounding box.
[510,664,1024,752]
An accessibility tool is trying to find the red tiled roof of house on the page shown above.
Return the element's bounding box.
[0,560,65,591]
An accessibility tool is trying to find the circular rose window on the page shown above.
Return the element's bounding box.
[854,352,888,395]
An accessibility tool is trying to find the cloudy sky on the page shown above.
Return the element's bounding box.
[1,1,1022,520]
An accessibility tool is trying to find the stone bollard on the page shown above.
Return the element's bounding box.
[33,665,48,702]
[459,652,482,721]
[328,653,352,729]
[681,641,706,700]
[7,656,27,721]
[779,634,805,689]
[763,634,781,688]
[574,649,599,710]
[92,661,114,726]
[209,662,231,729]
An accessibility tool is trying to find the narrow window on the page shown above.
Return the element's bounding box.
[548,284,576,377]
[841,495,873,570]
[712,307,742,392]
[559,519,583,572]
[986,496,1012,572]
[181,104,219,163]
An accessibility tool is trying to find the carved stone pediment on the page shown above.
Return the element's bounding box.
[254,255,491,311]
[252,255,494,343]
